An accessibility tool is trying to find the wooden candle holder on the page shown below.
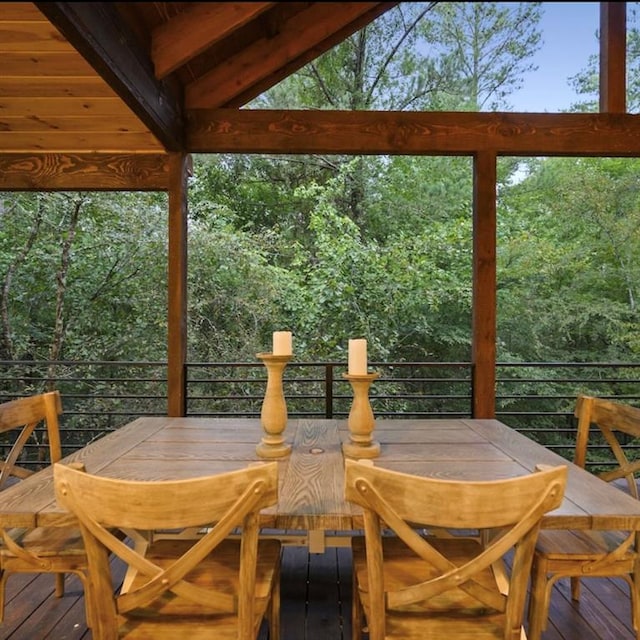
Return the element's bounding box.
[256,353,292,458]
[342,371,380,459]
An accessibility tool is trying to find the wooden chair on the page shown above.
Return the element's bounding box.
[0,390,89,623]
[344,459,567,640]
[53,461,282,640]
[528,394,640,640]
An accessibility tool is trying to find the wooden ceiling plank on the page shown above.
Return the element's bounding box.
[1,3,46,21]
[2,51,99,76]
[0,114,149,132]
[0,152,170,190]
[35,2,185,151]
[0,77,118,98]
[152,2,274,79]
[185,2,387,108]
[0,131,164,152]
[0,97,138,117]
[0,21,72,51]
[187,109,640,156]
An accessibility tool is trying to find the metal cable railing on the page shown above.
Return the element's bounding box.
[1,359,639,470]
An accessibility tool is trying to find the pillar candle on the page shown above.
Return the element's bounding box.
[348,338,368,375]
[272,331,292,356]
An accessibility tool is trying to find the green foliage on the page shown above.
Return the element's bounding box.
[497,156,640,362]
[0,191,168,362]
[186,214,300,360]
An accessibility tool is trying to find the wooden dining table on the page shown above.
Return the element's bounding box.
[2,416,640,553]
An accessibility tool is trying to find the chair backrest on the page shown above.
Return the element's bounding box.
[574,394,640,498]
[0,391,63,490]
[344,459,567,639]
[54,461,279,638]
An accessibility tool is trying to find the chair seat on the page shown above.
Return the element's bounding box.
[1,527,85,558]
[354,536,500,613]
[118,537,281,639]
[379,614,506,640]
[352,535,512,639]
[127,537,281,614]
[535,528,635,561]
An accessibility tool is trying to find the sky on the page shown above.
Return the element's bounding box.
[508,2,600,112]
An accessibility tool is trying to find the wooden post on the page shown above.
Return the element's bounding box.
[600,2,627,113]
[472,151,497,418]
[167,153,191,416]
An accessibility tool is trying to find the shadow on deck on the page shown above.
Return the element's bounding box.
[1,544,636,639]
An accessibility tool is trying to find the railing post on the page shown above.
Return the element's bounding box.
[325,364,334,418]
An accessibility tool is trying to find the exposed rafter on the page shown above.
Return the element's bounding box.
[151,2,275,79]
[185,2,398,108]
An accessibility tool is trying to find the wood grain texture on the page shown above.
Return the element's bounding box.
[0,153,170,190]
[188,109,640,156]
[1,416,640,535]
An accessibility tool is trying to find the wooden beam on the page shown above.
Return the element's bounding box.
[167,153,191,417]
[0,154,170,190]
[151,2,274,78]
[188,109,640,156]
[600,1,627,113]
[35,2,184,151]
[472,151,497,419]
[185,3,396,108]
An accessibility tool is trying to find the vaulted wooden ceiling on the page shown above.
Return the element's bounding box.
[1,3,636,165]
[1,2,397,155]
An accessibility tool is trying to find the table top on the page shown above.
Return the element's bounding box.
[2,416,640,532]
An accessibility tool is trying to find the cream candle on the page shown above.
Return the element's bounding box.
[348,338,367,375]
[272,331,292,356]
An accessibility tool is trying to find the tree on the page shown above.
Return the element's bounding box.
[497,156,640,362]
[570,3,640,112]
[0,191,169,364]
[420,2,542,111]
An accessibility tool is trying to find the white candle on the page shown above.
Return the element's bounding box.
[348,338,368,375]
[272,331,292,356]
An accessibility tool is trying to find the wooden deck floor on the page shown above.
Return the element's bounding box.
[1,544,636,639]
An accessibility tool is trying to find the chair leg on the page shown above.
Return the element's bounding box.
[351,570,363,640]
[630,568,640,640]
[528,557,551,640]
[78,572,94,629]
[570,576,581,601]
[0,570,6,622]
[54,572,65,597]
[268,566,280,640]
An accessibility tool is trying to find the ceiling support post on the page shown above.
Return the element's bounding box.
[167,153,191,416]
[472,151,497,418]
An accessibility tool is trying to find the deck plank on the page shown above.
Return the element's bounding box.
[280,545,310,640]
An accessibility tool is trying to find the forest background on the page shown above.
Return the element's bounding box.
[1,2,639,431]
